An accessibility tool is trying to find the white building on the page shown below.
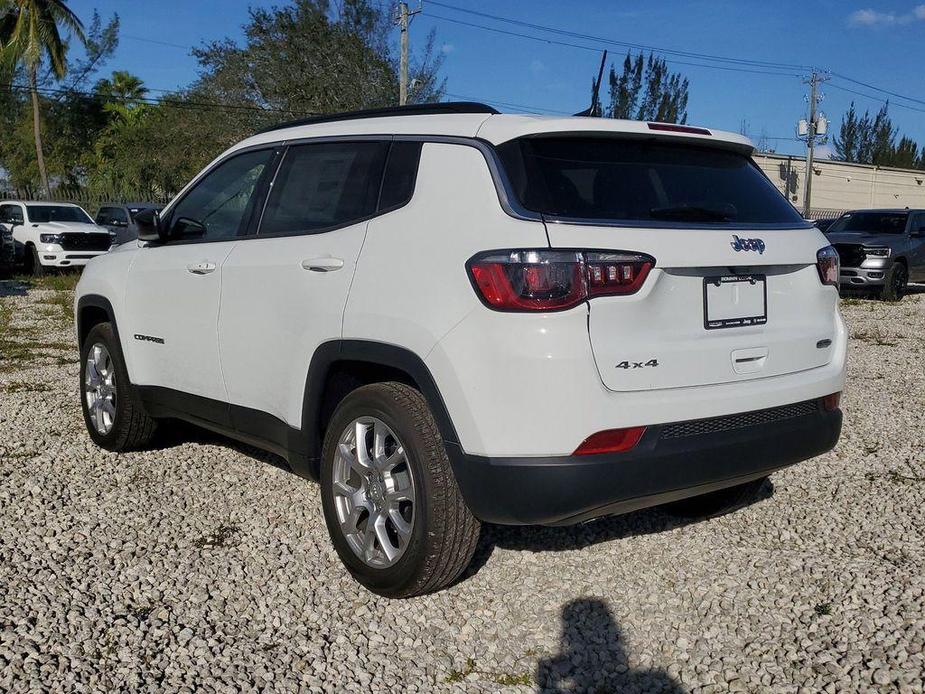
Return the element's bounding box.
[752,152,925,218]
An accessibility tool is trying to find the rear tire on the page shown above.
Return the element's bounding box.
[320,382,480,598]
[880,262,907,301]
[663,477,768,519]
[80,322,157,451]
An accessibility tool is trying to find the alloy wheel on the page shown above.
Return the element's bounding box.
[85,343,117,435]
[332,417,415,568]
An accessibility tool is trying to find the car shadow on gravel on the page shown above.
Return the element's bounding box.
[536,598,686,693]
[149,421,293,474]
[466,480,775,577]
[0,279,29,297]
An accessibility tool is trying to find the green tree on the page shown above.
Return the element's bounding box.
[602,52,689,123]
[192,0,445,134]
[833,101,923,169]
[0,0,86,196]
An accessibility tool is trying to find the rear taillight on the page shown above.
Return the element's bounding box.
[467,249,654,312]
[816,246,839,287]
[574,426,646,455]
[822,392,841,411]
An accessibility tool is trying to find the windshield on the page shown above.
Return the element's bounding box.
[497,137,805,225]
[826,212,908,234]
[26,205,94,224]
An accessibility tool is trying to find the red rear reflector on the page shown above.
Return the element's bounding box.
[573,426,646,456]
[647,122,712,136]
[822,392,841,411]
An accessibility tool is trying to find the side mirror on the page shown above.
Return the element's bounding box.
[134,208,165,242]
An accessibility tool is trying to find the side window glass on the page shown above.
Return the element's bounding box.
[110,207,129,224]
[259,141,388,236]
[95,207,111,225]
[379,141,422,211]
[169,149,275,241]
[1,205,23,224]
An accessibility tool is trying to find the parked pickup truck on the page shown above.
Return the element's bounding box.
[0,201,112,275]
[825,208,925,300]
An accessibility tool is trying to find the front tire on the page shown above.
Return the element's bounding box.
[880,262,907,301]
[320,382,480,598]
[80,322,157,451]
[25,244,45,277]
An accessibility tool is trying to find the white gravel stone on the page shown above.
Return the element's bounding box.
[1,280,924,693]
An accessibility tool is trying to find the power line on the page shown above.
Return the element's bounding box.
[1,82,314,117]
[443,91,570,115]
[830,71,925,109]
[427,0,810,71]
[826,82,925,115]
[424,12,802,79]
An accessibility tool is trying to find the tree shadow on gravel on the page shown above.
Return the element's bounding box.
[464,479,774,579]
[536,598,686,693]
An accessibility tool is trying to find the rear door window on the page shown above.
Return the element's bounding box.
[259,141,388,236]
[496,137,805,225]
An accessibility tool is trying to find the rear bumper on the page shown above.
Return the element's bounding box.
[447,400,842,525]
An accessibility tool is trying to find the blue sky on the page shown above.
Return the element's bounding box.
[67,1,925,157]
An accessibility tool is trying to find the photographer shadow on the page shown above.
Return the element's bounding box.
[536,598,686,693]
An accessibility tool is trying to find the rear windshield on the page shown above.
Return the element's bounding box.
[496,137,805,225]
[26,205,94,224]
[826,212,908,234]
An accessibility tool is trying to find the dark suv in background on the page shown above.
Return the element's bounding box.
[95,203,164,246]
[825,209,925,300]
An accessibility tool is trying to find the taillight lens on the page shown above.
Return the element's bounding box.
[822,392,841,411]
[467,249,654,312]
[574,426,646,455]
[816,246,839,287]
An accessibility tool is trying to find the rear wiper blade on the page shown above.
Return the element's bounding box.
[649,206,733,223]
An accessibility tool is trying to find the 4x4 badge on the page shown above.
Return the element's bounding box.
[730,235,765,254]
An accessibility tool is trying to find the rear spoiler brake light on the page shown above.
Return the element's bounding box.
[647,123,712,136]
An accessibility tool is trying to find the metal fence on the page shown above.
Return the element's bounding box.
[0,189,172,216]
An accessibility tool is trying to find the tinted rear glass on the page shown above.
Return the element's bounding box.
[826,212,908,234]
[497,137,804,225]
[27,205,94,224]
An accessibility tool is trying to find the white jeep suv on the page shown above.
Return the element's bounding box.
[74,103,846,597]
[0,201,111,275]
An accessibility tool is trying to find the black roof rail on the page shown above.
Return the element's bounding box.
[256,101,499,135]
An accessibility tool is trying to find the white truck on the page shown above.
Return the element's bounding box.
[0,201,112,275]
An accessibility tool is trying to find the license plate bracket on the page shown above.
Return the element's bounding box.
[703,274,767,330]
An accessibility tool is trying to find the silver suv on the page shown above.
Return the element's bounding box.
[825,209,925,300]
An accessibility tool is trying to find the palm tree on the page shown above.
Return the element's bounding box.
[95,70,147,106]
[0,0,85,197]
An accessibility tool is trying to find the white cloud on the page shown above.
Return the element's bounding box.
[815,144,835,160]
[440,43,455,54]
[848,5,925,26]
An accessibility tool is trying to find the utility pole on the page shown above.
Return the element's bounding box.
[797,71,829,217]
[397,2,422,105]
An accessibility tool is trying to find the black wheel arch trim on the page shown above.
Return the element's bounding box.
[301,340,462,470]
[76,294,121,351]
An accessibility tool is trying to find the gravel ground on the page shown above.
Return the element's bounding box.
[1,277,923,693]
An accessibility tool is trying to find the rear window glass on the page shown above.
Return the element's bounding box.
[826,212,908,234]
[496,137,804,225]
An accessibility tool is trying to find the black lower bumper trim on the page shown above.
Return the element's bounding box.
[446,402,842,526]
